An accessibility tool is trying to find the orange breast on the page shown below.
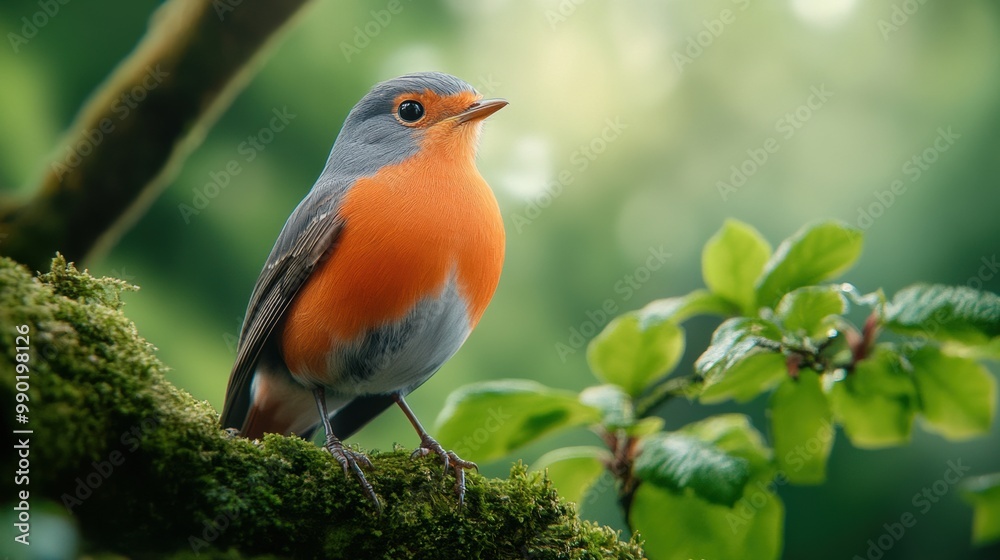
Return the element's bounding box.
[280,143,505,382]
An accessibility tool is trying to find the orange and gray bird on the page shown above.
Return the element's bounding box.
[220,72,506,508]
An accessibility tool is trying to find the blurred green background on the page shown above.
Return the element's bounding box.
[2,0,999,558]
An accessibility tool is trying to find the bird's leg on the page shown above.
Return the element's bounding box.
[314,387,380,511]
[393,393,477,506]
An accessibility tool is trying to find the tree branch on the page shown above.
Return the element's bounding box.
[0,256,645,559]
[0,0,312,270]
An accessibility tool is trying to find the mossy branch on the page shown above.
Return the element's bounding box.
[0,0,312,271]
[0,256,645,559]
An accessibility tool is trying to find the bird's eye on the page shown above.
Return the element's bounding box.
[397,100,424,123]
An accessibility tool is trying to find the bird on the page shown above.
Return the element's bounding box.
[220,72,506,510]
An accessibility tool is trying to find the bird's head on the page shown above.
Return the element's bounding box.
[327,72,506,176]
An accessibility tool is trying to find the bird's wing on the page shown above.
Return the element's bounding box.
[220,190,344,431]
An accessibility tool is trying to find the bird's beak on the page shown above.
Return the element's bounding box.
[454,98,508,124]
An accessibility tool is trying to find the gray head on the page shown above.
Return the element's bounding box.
[322,72,507,180]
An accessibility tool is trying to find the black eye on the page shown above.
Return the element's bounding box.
[397,100,424,122]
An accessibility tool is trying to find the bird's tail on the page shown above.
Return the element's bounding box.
[239,368,322,440]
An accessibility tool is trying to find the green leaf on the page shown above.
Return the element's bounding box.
[702,220,772,313]
[679,414,775,477]
[817,329,854,367]
[947,338,1000,361]
[885,284,1000,346]
[634,433,751,507]
[630,415,782,559]
[775,285,847,339]
[910,346,997,440]
[638,289,739,327]
[700,352,788,404]
[434,380,601,463]
[961,473,1000,545]
[755,221,863,309]
[769,371,834,484]
[587,313,685,397]
[625,416,666,438]
[578,381,667,439]
[695,317,783,385]
[829,347,918,448]
[532,446,610,506]
[579,384,633,429]
[631,473,783,560]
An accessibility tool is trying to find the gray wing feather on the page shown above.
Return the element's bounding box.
[220,189,344,430]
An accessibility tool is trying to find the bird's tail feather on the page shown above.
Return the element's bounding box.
[240,368,323,440]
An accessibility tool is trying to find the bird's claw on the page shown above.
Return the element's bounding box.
[413,435,477,507]
[324,435,381,512]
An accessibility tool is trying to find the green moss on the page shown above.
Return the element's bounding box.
[0,256,645,559]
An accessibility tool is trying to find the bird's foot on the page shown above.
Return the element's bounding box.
[324,435,381,512]
[411,435,477,506]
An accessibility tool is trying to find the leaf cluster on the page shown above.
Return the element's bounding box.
[436,220,1000,558]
